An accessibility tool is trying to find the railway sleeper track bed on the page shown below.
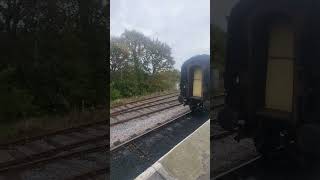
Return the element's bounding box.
[213,149,320,180]
[111,92,179,113]
[110,100,222,156]
[213,156,262,180]
[0,121,108,179]
[211,134,259,179]
[0,92,181,179]
[111,111,209,180]
[211,120,234,141]
[5,145,107,180]
[211,108,258,180]
[110,100,182,126]
[110,102,192,150]
[111,93,179,116]
[0,120,107,148]
[111,110,191,151]
[0,93,223,179]
[110,92,225,127]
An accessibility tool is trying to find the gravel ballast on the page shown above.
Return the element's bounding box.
[110,105,189,149]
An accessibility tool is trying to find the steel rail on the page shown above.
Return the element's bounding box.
[110,102,183,126]
[0,144,106,173]
[111,91,179,109]
[213,156,262,180]
[0,121,107,148]
[111,98,179,117]
[0,134,107,171]
[110,110,191,151]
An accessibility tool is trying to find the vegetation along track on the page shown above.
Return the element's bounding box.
[0,120,108,179]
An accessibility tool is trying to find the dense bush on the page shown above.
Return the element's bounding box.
[110,30,180,101]
[0,0,107,121]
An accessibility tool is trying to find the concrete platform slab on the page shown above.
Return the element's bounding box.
[135,120,210,180]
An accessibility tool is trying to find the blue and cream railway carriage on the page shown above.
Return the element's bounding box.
[179,54,210,112]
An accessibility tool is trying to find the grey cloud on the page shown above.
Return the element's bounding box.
[111,0,210,70]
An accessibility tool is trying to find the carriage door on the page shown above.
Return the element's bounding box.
[265,22,294,112]
[193,67,203,97]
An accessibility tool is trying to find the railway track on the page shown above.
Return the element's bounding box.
[0,92,225,179]
[211,98,231,141]
[110,111,209,180]
[110,101,182,126]
[213,156,262,180]
[111,110,191,152]
[111,93,179,116]
[110,92,182,126]
[0,121,106,148]
[111,91,179,109]
[111,100,225,179]
[111,96,226,151]
[211,131,259,180]
[211,119,235,141]
[0,92,182,179]
[0,120,108,179]
[110,91,225,127]
[211,98,260,180]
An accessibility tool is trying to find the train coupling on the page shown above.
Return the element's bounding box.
[178,95,184,104]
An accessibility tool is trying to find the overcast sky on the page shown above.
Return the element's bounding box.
[111,0,210,70]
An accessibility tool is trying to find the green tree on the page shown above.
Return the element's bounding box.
[0,0,107,121]
[110,30,178,101]
[144,39,174,75]
[110,37,130,79]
